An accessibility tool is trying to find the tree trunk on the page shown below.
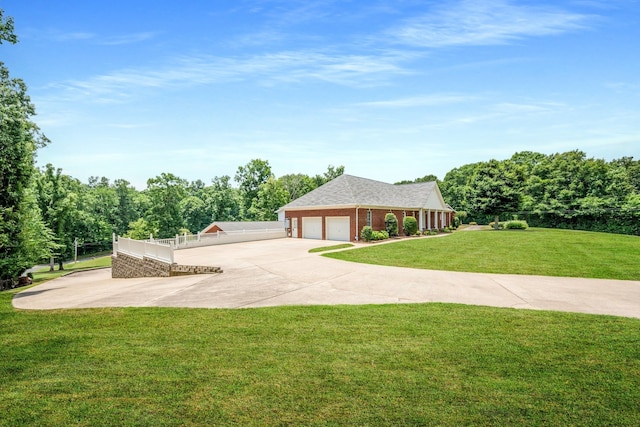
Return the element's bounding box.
[494,215,500,230]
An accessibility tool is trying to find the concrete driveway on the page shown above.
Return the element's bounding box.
[13,238,640,318]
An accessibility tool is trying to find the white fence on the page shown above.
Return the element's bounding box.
[113,228,286,262]
[113,236,174,264]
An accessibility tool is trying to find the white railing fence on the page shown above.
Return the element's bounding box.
[113,228,286,262]
[113,235,174,264]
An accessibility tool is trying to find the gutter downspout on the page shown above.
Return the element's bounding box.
[355,206,359,241]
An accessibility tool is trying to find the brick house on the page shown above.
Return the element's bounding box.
[277,174,454,242]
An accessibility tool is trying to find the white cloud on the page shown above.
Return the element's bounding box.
[388,0,593,48]
[42,49,412,104]
[356,94,478,108]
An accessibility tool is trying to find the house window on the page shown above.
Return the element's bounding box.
[366,209,372,226]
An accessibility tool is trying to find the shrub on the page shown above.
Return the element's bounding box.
[384,212,399,236]
[469,221,478,225]
[489,221,505,230]
[360,226,389,242]
[360,226,374,242]
[372,230,389,241]
[505,220,529,230]
[403,216,418,236]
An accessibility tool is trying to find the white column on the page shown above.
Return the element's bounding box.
[427,210,431,230]
[419,209,424,231]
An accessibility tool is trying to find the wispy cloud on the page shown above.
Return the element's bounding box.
[100,32,158,46]
[44,49,413,104]
[356,94,478,108]
[388,0,593,48]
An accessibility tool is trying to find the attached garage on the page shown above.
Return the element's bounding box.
[325,216,350,242]
[302,217,322,240]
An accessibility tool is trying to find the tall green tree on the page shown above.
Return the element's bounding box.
[208,175,241,222]
[0,10,52,279]
[313,164,345,187]
[278,173,316,201]
[468,159,522,229]
[35,165,83,269]
[248,178,290,221]
[235,159,273,219]
[145,173,188,238]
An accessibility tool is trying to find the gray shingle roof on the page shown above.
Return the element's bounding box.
[279,174,450,211]
[203,221,284,233]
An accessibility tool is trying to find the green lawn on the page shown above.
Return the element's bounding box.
[31,256,112,283]
[325,228,640,280]
[2,229,639,425]
[308,243,354,253]
[1,290,639,426]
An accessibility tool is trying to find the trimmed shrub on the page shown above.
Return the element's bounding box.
[360,226,390,242]
[488,221,505,230]
[469,221,478,225]
[372,230,389,241]
[360,226,374,242]
[403,216,418,236]
[505,220,529,230]
[385,212,399,236]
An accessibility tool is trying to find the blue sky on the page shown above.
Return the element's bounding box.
[2,0,639,188]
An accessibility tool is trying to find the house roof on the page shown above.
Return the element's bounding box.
[202,221,284,234]
[279,174,452,212]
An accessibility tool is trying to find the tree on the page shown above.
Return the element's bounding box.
[235,159,273,219]
[248,178,290,221]
[145,173,188,238]
[278,173,316,201]
[395,174,439,185]
[313,165,345,187]
[180,195,209,233]
[208,175,242,222]
[0,10,52,280]
[113,179,142,236]
[35,165,83,269]
[468,160,522,229]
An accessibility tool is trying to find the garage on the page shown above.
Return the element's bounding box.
[302,217,322,239]
[326,216,350,242]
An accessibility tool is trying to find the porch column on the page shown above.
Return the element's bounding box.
[419,209,424,231]
[427,209,431,230]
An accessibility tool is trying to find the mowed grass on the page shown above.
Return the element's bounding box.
[32,256,112,284]
[1,289,639,426]
[325,228,640,280]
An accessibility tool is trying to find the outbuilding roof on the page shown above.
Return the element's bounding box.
[279,174,451,211]
[202,221,284,234]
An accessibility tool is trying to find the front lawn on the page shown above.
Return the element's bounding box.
[325,228,640,280]
[1,290,639,426]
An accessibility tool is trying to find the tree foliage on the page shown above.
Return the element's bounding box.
[441,150,640,235]
[0,10,53,279]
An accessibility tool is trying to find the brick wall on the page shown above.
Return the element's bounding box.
[112,252,222,278]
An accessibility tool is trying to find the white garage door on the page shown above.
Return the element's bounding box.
[302,217,322,240]
[326,216,350,242]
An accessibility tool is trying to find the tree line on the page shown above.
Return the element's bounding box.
[438,150,640,235]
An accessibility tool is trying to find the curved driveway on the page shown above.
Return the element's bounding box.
[13,238,640,319]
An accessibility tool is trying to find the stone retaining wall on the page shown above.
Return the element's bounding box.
[112,252,222,278]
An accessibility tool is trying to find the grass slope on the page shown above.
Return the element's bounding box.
[32,256,112,284]
[325,228,640,280]
[2,290,640,426]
